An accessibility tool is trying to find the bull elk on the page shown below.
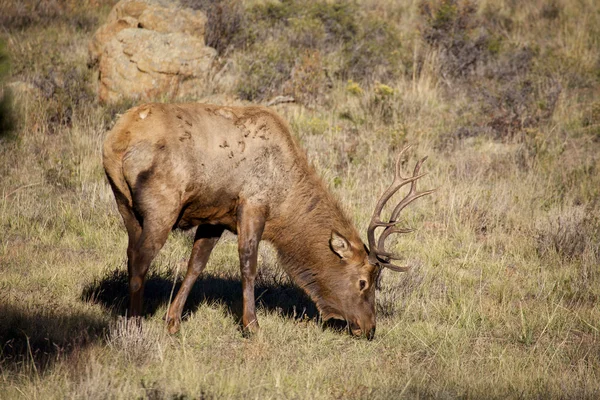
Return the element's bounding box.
[102,103,432,339]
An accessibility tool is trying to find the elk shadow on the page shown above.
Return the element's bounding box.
[0,302,108,373]
[81,268,321,326]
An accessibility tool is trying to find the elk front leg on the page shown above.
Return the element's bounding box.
[166,224,224,334]
[237,203,266,334]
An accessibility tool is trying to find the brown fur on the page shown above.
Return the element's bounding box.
[103,103,378,338]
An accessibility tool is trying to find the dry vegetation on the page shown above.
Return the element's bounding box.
[1,0,600,398]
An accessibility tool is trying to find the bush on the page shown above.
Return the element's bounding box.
[236,40,296,101]
[536,206,600,263]
[484,77,562,140]
[235,0,406,103]
[367,83,397,125]
[420,0,489,79]
[282,50,329,106]
[181,0,246,55]
[236,0,359,103]
[344,19,405,83]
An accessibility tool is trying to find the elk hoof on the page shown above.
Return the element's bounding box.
[242,320,260,337]
[166,317,181,334]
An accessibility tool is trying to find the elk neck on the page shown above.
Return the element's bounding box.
[263,166,362,300]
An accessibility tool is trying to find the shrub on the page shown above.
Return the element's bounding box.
[286,16,327,49]
[484,77,562,140]
[181,0,246,55]
[421,1,563,144]
[235,0,357,102]
[420,0,490,79]
[536,206,600,263]
[236,40,296,101]
[235,0,407,103]
[367,83,397,124]
[346,80,363,96]
[307,0,358,45]
[246,0,358,45]
[282,50,328,106]
[344,18,405,83]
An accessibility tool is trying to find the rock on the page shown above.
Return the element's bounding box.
[88,18,137,65]
[99,29,216,103]
[90,0,215,103]
[90,0,207,63]
[136,5,207,38]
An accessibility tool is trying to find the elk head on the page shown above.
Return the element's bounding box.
[315,146,433,339]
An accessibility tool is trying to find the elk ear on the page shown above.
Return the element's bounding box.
[330,231,353,260]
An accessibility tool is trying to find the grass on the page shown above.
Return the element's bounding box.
[1,0,600,398]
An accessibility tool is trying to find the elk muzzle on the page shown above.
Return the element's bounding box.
[350,317,376,340]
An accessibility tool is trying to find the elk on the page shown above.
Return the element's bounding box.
[102,103,432,339]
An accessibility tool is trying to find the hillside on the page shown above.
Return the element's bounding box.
[1,0,599,398]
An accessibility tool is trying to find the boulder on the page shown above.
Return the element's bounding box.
[90,0,208,63]
[99,29,216,103]
[88,18,137,65]
[90,0,216,103]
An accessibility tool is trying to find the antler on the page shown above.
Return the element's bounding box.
[367,146,434,272]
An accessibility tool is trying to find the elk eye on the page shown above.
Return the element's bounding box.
[359,279,367,291]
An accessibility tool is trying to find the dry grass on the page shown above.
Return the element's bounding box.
[1,0,600,398]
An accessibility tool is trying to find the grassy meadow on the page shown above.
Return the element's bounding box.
[1,0,600,398]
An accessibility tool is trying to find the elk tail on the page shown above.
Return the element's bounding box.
[103,152,133,209]
[102,127,134,209]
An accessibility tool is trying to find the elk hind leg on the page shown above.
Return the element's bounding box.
[115,202,142,280]
[128,205,179,318]
[166,224,224,334]
[113,200,144,313]
[108,182,143,313]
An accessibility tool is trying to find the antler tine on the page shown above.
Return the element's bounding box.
[388,156,430,222]
[373,227,414,268]
[368,174,425,228]
[377,227,414,253]
[367,147,434,272]
[367,146,414,265]
[378,261,411,272]
[378,156,432,249]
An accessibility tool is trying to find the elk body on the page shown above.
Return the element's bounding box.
[102,103,431,339]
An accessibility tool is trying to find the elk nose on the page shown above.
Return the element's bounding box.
[349,321,362,337]
[360,315,376,340]
[352,319,376,340]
